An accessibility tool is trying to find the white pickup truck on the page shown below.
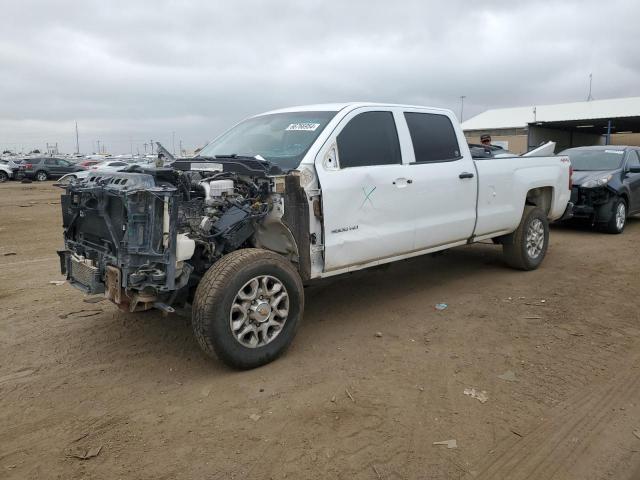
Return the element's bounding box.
[58,102,572,369]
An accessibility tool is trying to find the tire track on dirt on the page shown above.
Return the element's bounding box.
[469,354,640,479]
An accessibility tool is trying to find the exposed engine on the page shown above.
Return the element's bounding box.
[57,159,305,313]
[175,170,272,271]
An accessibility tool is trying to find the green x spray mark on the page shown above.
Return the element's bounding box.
[360,185,377,209]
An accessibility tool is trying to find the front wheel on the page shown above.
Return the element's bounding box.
[192,249,304,369]
[604,198,626,234]
[503,206,549,270]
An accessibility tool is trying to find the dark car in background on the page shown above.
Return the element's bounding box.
[20,157,85,181]
[560,146,640,233]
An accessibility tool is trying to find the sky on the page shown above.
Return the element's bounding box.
[1,0,639,155]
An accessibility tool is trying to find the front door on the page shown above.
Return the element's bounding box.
[56,159,76,175]
[44,158,60,176]
[315,109,415,272]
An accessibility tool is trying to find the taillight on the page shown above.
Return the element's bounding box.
[24,163,32,169]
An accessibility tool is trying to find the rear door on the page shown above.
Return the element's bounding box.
[625,150,640,213]
[315,108,415,271]
[399,110,478,248]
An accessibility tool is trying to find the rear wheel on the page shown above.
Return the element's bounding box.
[35,170,48,181]
[192,249,304,370]
[503,206,549,270]
[0,171,8,182]
[605,197,626,234]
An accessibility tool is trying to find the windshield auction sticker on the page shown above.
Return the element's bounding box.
[286,123,320,132]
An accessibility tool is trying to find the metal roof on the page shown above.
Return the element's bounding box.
[462,96,640,131]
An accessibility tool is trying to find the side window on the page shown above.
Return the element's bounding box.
[628,150,640,167]
[337,111,401,168]
[404,112,461,163]
[45,158,56,165]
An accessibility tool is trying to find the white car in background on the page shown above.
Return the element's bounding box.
[89,160,131,172]
[56,160,133,185]
[0,161,13,182]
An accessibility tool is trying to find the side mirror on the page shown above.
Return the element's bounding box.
[629,166,640,173]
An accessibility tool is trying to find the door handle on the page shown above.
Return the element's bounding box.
[459,172,474,179]
[392,178,413,187]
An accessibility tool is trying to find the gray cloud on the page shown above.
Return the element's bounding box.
[1,0,639,153]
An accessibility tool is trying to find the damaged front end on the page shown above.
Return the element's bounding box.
[58,160,308,313]
[570,184,618,224]
[58,171,190,312]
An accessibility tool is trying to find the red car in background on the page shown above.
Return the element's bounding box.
[78,159,102,168]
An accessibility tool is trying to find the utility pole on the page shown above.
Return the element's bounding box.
[96,140,101,154]
[172,131,176,155]
[150,139,154,154]
[179,140,183,156]
[459,95,466,122]
[75,121,80,154]
[587,73,594,101]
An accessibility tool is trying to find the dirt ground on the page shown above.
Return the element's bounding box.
[1,181,640,480]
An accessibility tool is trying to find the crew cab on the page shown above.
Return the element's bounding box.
[58,103,572,369]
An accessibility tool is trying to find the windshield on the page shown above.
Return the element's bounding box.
[560,148,625,171]
[198,111,337,170]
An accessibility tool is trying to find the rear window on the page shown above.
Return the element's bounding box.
[404,112,461,163]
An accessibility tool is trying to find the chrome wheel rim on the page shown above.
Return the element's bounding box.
[526,218,545,258]
[36,172,46,181]
[616,202,626,230]
[229,275,289,348]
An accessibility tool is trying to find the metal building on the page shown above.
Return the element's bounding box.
[462,96,640,154]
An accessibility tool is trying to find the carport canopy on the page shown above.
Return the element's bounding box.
[527,116,640,151]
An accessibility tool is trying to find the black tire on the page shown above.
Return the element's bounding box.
[35,170,48,182]
[503,206,549,271]
[604,197,626,234]
[192,248,304,370]
[0,171,8,183]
